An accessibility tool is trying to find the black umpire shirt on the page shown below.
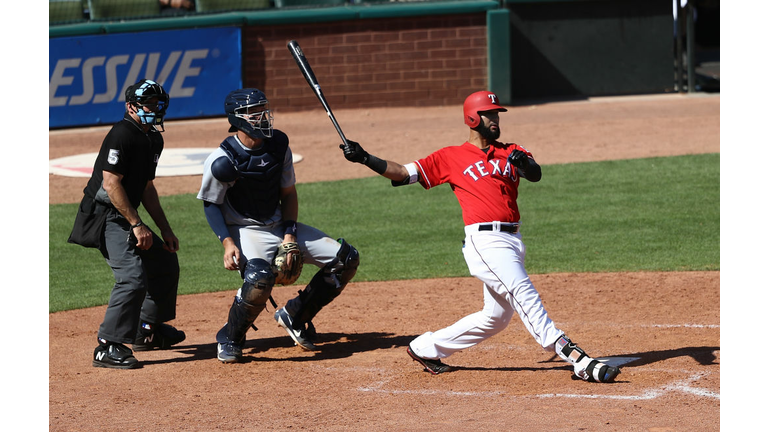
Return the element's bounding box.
[84,113,164,209]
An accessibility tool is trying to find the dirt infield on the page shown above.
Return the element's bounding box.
[49,94,720,431]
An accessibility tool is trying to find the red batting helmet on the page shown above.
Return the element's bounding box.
[463,91,507,128]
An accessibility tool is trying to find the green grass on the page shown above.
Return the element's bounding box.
[520,154,720,272]
[49,153,719,313]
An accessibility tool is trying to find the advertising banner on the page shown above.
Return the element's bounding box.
[49,27,241,128]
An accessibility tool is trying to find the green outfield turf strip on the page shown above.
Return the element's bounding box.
[49,153,719,312]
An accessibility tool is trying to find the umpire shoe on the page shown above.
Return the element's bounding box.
[217,341,243,363]
[274,307,317,351]
[93,340,140,369]
[407,346,453,375]
[133,322,186,351]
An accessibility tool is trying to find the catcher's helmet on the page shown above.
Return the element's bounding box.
[463,91,507,128]
[125,79,169,129]
[225,88,273,139]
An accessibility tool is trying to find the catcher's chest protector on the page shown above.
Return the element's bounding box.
[221,132,288,220]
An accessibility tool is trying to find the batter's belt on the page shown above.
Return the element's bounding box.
[466,222,520,234]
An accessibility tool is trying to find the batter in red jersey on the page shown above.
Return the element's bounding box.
[339,91,620,383]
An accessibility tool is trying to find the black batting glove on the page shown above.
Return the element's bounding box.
[340,140,369,164]
[509,149,542,182]
[508,149,529,168]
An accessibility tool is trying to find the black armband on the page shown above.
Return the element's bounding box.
[283,220,298,237]
[364,154,387,175]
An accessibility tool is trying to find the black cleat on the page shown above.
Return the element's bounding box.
[585,359,621,383]
[133,323,186,351]
[556,335,619,383]
[93,342,140,369]
[407,346,453,375]
[217,341,244,363]
[274,308,317,351]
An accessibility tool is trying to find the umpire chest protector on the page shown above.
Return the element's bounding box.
[213,130,289,221]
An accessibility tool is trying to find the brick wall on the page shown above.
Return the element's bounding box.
[242,13,488,112]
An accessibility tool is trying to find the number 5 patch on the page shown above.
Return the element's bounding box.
[108,149,119,165]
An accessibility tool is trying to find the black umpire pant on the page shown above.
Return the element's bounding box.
[96,210,180,344]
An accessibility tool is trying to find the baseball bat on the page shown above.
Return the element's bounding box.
[287,40,350,148]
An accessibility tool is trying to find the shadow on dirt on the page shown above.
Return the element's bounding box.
[450,345,720,379]
[142,334,720,372]
[140,332,419,365]
[534,345,720,368]
[610,346,720,367]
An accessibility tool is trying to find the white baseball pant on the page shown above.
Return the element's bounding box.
[409,223,564,360]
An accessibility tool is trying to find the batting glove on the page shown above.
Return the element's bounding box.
[508,149,529,168]
[340,140,369,164]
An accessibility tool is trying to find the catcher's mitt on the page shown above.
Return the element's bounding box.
[272,242,303,285]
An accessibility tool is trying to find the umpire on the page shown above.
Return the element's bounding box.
[69,79,185,369]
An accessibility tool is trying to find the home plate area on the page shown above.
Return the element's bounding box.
[49,148,304,178]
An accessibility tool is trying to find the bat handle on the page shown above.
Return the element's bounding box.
[329,115,348,146]
[322,103,349,147]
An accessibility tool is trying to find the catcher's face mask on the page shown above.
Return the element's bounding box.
[234,104,274,139]
[225,88,273,139]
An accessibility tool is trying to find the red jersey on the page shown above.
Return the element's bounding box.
[413,141,533,225]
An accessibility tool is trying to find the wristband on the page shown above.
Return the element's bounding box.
[364,154,387,175]
[283,220,298,237]
[131,221,145,229]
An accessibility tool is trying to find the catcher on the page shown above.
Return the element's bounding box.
[197,88,360,363]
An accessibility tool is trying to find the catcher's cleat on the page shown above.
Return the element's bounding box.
[133,322,186,351]
[217,341,243,363]
[407,346,453,375]
[274,307,317,351]
[93,340,140,369]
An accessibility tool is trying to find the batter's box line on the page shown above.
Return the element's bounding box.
[646,323,720,329]
[548,322,719,330]
[537,371,719,401]
[357,371,719,401]
[355,372,504,397]
[359,385,504,398]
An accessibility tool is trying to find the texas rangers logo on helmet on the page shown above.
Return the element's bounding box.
[463,91,508,128]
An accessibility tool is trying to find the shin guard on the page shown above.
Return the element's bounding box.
[219,258,275,344]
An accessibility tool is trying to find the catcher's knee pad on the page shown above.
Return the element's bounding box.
[241,258,275,305]
[225,259,274,343]
[328,238,360,288]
